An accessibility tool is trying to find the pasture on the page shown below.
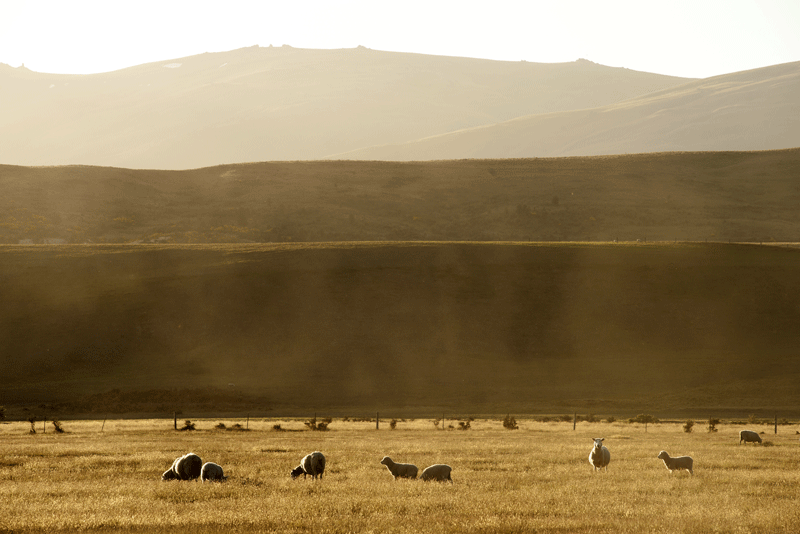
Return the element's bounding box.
[1,418,799,533]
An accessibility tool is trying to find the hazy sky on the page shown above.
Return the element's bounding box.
[1,0,798,78]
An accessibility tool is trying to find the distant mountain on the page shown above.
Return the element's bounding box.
[332,61,800,160]
[0,47,689,169]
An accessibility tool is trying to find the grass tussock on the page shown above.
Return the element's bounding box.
[1,419,800,532]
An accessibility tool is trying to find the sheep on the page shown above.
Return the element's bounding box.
[420,464,453,483]
[161,452,202,481]
[200,462,227,482]
[589,438,610,472]
[290,451,326,480]
[380,456,418,480]
[739,430,762,444]
[657,451,693,475]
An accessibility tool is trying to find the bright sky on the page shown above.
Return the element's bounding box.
[1,0,798,78]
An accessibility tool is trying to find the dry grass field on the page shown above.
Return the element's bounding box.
[1,418,799,533]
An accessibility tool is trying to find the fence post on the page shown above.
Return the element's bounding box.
[775,415,778,434]
[174,412,177,430]
[247,414,250,430]
[573,413,577,431]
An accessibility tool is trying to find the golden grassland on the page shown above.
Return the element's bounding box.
[1,419,799,533]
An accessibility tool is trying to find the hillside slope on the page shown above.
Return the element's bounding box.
[2,149,799,244]
[3,242,800,415]
[334,61,800,160]
[0,48,689,169]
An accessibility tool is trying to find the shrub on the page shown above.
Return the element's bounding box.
[583,414,599,423]
[28,417,36,434]
[180,420,196,431]
[707,417,721,432]
[559,414,573,422]
[432,419,441,429]
[52,420,65,433]
[631,414,658,431]
[390,419,397,430]
[683,419,695,433]
[503,414,519,430]
[215,422,226,430]
[305,416,330,431]
[458,421,471,430]
[606,416,616,423]
[272,424,283,431]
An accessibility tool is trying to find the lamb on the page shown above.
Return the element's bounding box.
[200,462,227,482]
[161,452,203,481]
[420,464,453,483]
[739,430,762,444]
[657,451,693,475]
[380,456,418,480]
[290,451,326,480]
[588,438,610,472]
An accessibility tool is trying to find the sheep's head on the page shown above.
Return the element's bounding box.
[162,469,179,481]
[592,438,605,449]
[290,465,305,479]
[380,456,392,466]
[657,451,668,460]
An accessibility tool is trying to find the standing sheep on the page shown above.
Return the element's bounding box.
[657,451,693,475]
[200,462,227,482]
[161,452,203,481]
[589,438,610,472]
[420,464,453,483]
[380,456,418,480]
[290,451,326,479]
[739,430,762,444]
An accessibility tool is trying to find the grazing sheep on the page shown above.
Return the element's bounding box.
[290,451,326,480]
[200,462,227,482]
[161,452,202,481]
[589,438,610,472]
[420,464,453,483]
[380,456,418,480]
[657,451,693,475]
[739,430,762,444]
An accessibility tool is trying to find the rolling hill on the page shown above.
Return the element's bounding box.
[1,47,691,169]
[2,149,799,245]
[333,60,800,160]
[3,242,800,417]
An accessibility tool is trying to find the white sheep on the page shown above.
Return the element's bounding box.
[739,430,762,444]
[161,452,202,481]
[657,451,693,475]
[290,451,326,479]
[380,456,418,480]
[588,438,610,472]
[420,464,453,483]
[200,462,227,482]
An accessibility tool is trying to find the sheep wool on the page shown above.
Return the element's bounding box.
[200,462,227,482]
[291,451,326,479]
[657,451,693,475]
[162,453,202,481]
[589,438,610,472]
[380,456,419,480]
[739,430,762,444]
[420,464,453,483]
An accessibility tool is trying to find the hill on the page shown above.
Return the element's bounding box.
[334,61,800,160]
[2,149,800,244]
[0,47,690,169]
[3,242,800,416]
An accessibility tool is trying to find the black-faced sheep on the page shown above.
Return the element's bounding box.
[380,456,418,480]
[589,438,610,472]
[200,462,227,482]
[739,430,762,444]
[657,450,693,475]
[290,451,326,480]
[420,464,453,483]
[161,452,202,481]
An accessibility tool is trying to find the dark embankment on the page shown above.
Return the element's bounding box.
[3,242,800,416]
[2,149,800,245]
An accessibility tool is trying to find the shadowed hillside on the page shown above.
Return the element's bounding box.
[3,242,800,415]
[0,48,689,169]
[2,149,799,244]
[335,61,800,160]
